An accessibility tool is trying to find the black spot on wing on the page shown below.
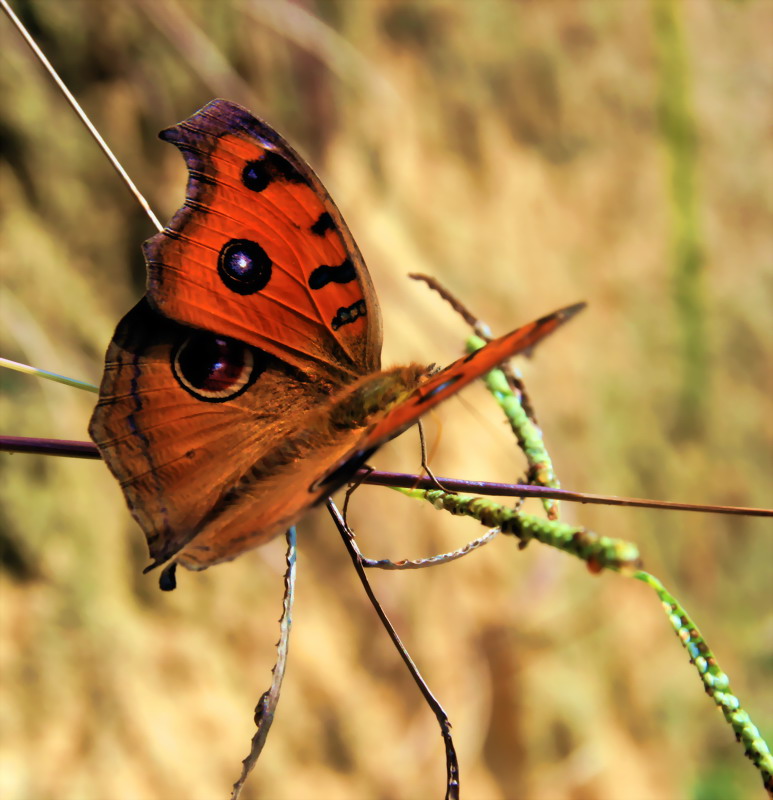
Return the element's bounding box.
[331,299,367,330]
[311,212,335,236]
[242,153,304,193]
[309,258,356,290]
[218,239,272,295]
[171,331,267,404]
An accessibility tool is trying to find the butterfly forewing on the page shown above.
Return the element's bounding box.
[144,99,382,381]
[356,302,585,452]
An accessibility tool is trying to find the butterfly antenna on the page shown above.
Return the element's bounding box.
[326,500,460,800]
[417,420,456,494]
[1,0,163,232]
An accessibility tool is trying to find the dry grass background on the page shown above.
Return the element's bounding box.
[1,1,771,799]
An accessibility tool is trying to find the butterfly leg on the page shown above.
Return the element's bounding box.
[341,454,497,571]
[416,419,457,494]
[341,463,375,528]
[327,500,460,800]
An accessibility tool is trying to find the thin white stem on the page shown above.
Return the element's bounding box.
[0,358,98,393]
[1,0,163,232]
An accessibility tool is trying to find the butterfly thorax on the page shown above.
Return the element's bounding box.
[327,363,430,430]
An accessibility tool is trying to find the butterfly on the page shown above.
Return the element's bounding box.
[87,99,582,584]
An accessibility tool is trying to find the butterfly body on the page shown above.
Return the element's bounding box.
[89,100,581,574]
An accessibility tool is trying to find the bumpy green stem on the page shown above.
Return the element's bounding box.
[398,482,772,790]
[636,571,773,792]
[395,487,641,573]
[466,334,560,519]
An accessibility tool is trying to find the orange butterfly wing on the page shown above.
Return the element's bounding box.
[144,99,381,379]
[359,303,585,451]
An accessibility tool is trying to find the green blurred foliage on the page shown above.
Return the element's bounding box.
[1,1,771,798]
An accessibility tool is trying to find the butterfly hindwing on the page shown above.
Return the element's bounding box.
[89,299,367,569]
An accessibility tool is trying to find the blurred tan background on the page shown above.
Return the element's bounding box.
[1,1,771,798]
